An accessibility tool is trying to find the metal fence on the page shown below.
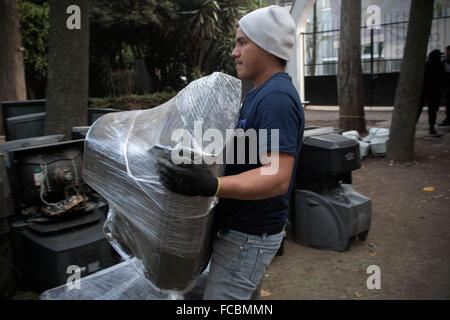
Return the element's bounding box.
[302,14,450,76]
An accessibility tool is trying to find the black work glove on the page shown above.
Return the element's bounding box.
[156,158,219,197]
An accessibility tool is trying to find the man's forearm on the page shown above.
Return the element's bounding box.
[157,151,295,199]
[217,167,290,200]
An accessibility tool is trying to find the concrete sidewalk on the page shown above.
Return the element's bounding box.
[303,105,445,111]
[304,106,393,126]
[304,105,394,111]
[304,106,450,134]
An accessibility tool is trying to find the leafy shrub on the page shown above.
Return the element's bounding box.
[88,91,178,111]
[18,0,49,77]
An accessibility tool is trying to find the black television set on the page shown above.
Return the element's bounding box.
[6,138,117,293]
[1,101,119,137]
[1,99,46,139]
[87,108,120,125]
[7,139,84,214]
[71,126,90,140]
[0,135,65,153]
[0,135,66,216]
[6,112,46,141]
[0,134,65,166]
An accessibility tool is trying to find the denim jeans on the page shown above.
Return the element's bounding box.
[203,228,285,300]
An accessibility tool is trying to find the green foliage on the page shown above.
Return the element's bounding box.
[182,0,223,40]
[88,91,178,111]
[17,0,260,97]
[90,0,177,31]
[208,34,237,76]
[89,0,258,89]
[176,0,254,81]
[17,0,49,78]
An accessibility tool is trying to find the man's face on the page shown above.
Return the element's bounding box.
[446,48,450,57]
[231,27,267,81]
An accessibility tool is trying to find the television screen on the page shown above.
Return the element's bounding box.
[6,112,46,141]
[1,99,46,139]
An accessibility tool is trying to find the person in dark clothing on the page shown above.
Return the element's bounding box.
[157,6,304,299]
[439,45,450,126]
[417,49,444,135]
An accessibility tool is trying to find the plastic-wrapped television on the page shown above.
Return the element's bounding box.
[82,72,241,295]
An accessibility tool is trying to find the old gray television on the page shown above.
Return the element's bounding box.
[6,112,46,141]
[7,139,116,292]
[1,99,45,141]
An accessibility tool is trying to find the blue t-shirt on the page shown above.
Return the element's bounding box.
[214,72,305,234]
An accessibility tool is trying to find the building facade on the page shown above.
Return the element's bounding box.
[288,0,450,105]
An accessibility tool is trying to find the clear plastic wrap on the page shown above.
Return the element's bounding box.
[40,261,208,300]
[342,130,369,159]
[82,72,242,294]
[363,127,389,156]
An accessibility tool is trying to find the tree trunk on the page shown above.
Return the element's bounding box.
[337,0,366,134]
[387,0,434,161]
[45,0,89,137]
[0,0,27,134]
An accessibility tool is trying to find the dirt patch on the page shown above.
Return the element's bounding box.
[260,122,450,300]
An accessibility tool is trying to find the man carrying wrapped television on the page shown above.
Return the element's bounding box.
[157,5,305,300]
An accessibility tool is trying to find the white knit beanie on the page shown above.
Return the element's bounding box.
[238,5,296,61]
